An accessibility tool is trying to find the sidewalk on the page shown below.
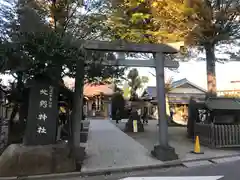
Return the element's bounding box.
[11,119,240,180]
[81,119,162,173]
[113,120,240,161]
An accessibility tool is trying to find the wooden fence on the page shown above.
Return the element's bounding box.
[195,123,240,148]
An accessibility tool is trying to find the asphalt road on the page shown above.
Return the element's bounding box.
[47,160,240,180]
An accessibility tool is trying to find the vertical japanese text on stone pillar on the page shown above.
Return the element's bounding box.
[25,81,59,146]
[36,86,55,135]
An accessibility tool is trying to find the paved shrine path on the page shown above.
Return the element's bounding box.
[81,119,162,172]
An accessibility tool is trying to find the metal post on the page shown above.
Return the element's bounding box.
[151,52,178,161]
[155,53,168,147]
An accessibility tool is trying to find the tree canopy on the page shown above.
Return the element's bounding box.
[0,0,127,146]
[107,0,240,96]
[108,0,240,45]
[127,68,148,100]
[107,0,194,43]
[186,0,240,96]
[0,0,125,84]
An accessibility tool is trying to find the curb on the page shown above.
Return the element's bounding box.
[1,153,240,180]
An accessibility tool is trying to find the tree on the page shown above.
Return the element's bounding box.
[0,0,126,100]
[184,0,240,97]
[0,0,125,80]
[0,0,126,146]
[107,0,240,97]
[127,68,148,100]
[107,0,193,43]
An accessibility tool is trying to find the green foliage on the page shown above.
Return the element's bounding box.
[108,0,240,96]
[185,0,240,96]
[0,0,15,40]
[108,0,240,45]
[0,0,125,83]
[0,0,127,144]
[127,68,148,99]
[107,0,194,43]
[185,0,240,46]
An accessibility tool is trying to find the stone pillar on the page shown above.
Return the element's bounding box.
[151,52,178,161]
[24,80,59,145]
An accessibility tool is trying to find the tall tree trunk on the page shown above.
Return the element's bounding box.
[204,43,217,98]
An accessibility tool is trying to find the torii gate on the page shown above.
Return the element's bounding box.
[73,40,179,161]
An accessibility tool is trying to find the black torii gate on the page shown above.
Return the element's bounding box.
[72,40,179,161]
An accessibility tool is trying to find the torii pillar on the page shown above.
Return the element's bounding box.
[80,40,179,161]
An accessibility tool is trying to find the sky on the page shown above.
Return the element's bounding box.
[127,60,240,91]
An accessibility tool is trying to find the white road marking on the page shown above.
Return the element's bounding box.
[121,176,224,180]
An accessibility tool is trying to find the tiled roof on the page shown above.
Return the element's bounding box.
[171,78,188,88]
[145,78,206,98]
[205,97,240,110]
[171,78,206,92]
[84,83,114,97]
